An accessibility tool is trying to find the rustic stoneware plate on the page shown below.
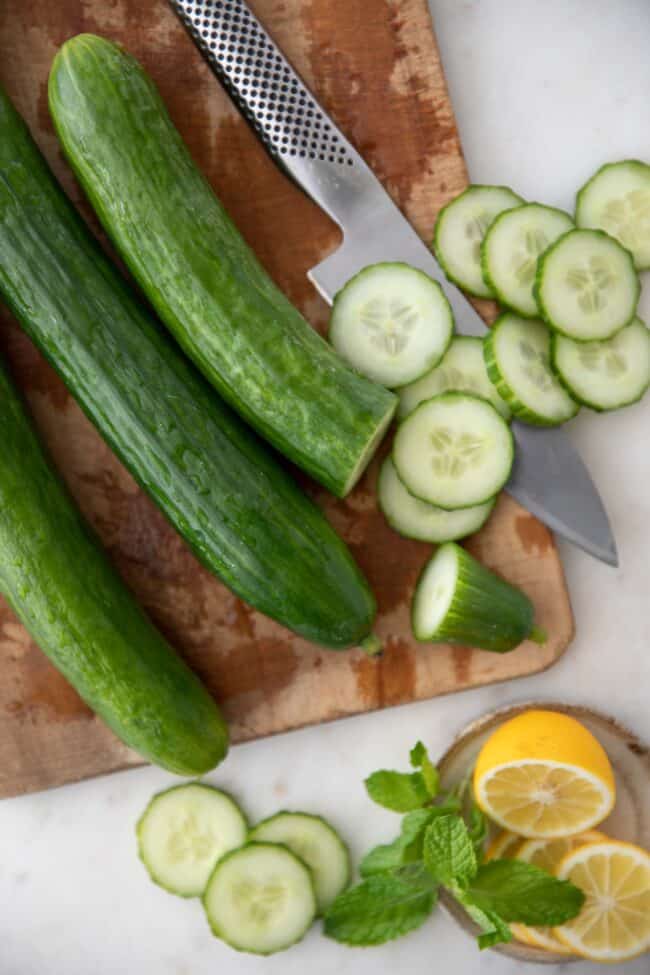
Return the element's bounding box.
[436,701,650,964]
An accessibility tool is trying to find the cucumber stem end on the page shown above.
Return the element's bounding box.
[529,624,547,646]
[360,634,383,657]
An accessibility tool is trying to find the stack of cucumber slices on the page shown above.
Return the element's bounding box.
[137,783,350,955]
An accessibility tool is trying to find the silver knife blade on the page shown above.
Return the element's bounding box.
[169,0,617,566]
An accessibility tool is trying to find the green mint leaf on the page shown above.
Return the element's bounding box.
[324,871,437,946]
[359,809,438,877]
[365,770,429,811]
[467,803,488,861]
[465,859,585,925]
[453,889,513,949]
[423,814,477,887]
[409,741,440,797]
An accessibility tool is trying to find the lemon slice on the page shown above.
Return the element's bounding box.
[554,840,650,961]
[510,830,607,952]
[473,710,615,838]
[484,829,522,862]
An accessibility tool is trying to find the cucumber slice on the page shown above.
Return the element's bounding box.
[249,812,350,914]
[378,456,495,543]
[397,336,511,421]
[433,185,524,298]
[137,783,247,898]
[481,203,573,316]
[329,262,453,388]
[484,313,579,426]
[576,160,650,270]
[202,842,317,955]
[551,317,650,412]
[411,542,543,652]
[535,228,639,341]
[392,393,514,509]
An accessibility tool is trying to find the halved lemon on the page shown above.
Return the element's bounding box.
[510,830,607,953]
[484,829,522,862]
[473,710,615,838]
[554,840,650,962]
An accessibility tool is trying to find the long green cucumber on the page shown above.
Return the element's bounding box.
[48,34,397,499]
[0,358,228,774]
[0,86,375,649]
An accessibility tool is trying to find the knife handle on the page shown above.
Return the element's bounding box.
[168,0,382,228]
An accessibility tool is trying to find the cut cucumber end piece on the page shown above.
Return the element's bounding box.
[551,317,650,412]
[136,783,248,898]
[393,392,514,510]
[378,456,495,543]
[397,335,511,421]
[329,262,453,388]
[411,542,537,652]
[202,842,317,954]
[433,184,524,298]
[249,812,351,915]
[535,228,639,341]
[576,160,650,270]
[484,313,579,426]
[340,395,397,495]
[481,203,574,317]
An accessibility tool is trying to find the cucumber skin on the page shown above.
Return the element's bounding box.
[575,160,650,271]
[534,228,640,341]
[0,362,228,775]
[412,543,535,652]
[48,34,397,499]
[433,185,524,299]
[549,328,650,413]
[0,86,375,649]
[483,316,580,427]
[202,841,317,954]
[137,783,247,898]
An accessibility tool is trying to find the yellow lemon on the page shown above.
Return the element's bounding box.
[510,830,607,953]
[554,840,650,962]
[484,829,522,862]
[473,710,615,838]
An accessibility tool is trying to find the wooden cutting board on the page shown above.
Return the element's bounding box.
[0,0,573,798]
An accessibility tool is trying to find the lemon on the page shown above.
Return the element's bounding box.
[484,829,522,861]
[510,830,607,953]
[473,710,615,838]
[554,840,650,961]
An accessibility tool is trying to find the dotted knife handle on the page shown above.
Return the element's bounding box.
[169,0,356,168]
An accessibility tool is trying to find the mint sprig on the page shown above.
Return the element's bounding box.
[325,744,585,950]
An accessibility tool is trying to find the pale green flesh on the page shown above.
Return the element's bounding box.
[482,204,573,316]
[434,185,524,297]
[137,784,247,897]
[552,317,650,411]
[378,456,495,542]
[536,229,639,340]
[412,543,459,637]
[392,393,514,509]
[329,262,453,388]
[250,812,349,914]
[488,314,578,424]
[203,843,316,954]
[576,161,650,270]
[398,336,510,420]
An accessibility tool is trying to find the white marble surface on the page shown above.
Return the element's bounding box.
[2,1,650,972]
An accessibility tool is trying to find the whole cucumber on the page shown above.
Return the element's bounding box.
[0,86,375,649]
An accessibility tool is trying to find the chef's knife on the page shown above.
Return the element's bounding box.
[169,0,617,566]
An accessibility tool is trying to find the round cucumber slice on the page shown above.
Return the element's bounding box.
[433,185,524,298]
[484,313,579,426]
[411,542,540,652]
[392,393,514,510]
[481,203,574,316]
[535,228,639,341]
[397,335,510,421]
[328,262,453,388]
[378,456,495,542]
[576,160,650,270]
[249,812,350,914]
[551,316,650,412]
[136,783,248,898]
[202,842,317,955]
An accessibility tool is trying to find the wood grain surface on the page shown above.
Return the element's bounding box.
[0,0,573,798]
